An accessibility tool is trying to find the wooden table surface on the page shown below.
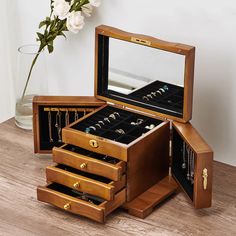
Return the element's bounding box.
[0,119,235,236]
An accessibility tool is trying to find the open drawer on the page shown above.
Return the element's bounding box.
[37,183,126,223]
[172,122,213,209]
[62,105,167,162]
[53,144,126,181]
[46,164,126,201]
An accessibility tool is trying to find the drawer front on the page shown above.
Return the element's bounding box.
[37,186,105,223]
[62,128,128,161]
[53,147,126,181]
[37,185,126,223]
[46,166,126,201]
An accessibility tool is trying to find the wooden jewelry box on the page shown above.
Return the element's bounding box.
[33,96,105,153]
[37,25,213,223]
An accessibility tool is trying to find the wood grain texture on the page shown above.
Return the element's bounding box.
[173,121,213,208]
[37,185,105,223]
[52,146,125,181]
[45,165,125,201]
[0,119,235,235]
[123,176,178,219]
[126,121,170,201]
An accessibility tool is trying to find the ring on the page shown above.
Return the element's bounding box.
[159,88,166,94]
[89,126,96,131]
[145,124,155,130]
[151,92,156,97]
[163,85,169,91]
[98,121,105,125]
[136,119,144,125]
[109,114,116,120]
[156,90,162,96]
[115,129,125,134]
[113,112,120,117]
[95,124,102,129]
[142,96,149,101]
[147,94,153,99]
[104,118,110,123]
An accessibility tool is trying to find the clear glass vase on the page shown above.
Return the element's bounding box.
[15,44,47,130]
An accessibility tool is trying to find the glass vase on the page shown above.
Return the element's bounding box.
[15,44,47,130]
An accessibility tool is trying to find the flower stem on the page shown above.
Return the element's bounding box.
[21,48,43,101]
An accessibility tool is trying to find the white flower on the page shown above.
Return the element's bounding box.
[89,0,101,7]
[66,11,85,34]
[81,3,93,17]
[53,0,71,20]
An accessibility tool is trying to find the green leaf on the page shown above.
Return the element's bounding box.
[36,32,44,40]
[47,44,54,53]
[39,21,47,29]
[58,31,66,38]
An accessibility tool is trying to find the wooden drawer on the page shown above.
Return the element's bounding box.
[46,164,126,201]
[53,144,126,181]
[62,127,128,161]
[62,105,167,162]
[37,183,126,223]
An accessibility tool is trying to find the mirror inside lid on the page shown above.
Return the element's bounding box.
[95,25,195,123]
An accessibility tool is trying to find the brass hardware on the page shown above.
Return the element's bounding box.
[131,37,151,46]
[89,139,99,148]
[64,203,71,210]
[202,168,208,190]
[73,182,80,189]
[80,163,87,169]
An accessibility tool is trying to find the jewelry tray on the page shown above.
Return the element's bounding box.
[71,105,163,144]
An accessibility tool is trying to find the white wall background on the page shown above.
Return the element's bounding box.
[1,0,236,166]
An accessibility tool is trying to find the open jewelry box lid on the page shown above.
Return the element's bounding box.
[94,25,195,123]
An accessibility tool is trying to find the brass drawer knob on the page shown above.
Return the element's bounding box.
[89,139,99,148]
[73,182,80,189]
[64,203,71,210]
[80,163,87,169]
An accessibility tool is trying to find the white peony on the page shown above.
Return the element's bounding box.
[89,0,101,7]
[81,3,93,17]
[53,0,71,20]
[66,11,85,34]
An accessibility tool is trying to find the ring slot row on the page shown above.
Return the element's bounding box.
[72,106,163,144]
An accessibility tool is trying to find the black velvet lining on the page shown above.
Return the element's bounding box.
[71,106,163,144]
[47,183,104,205]
[172,128,193,200]
[56,164,112,184]
[38,105,98,151]
[97,34,184,118]
[63,144,120,164]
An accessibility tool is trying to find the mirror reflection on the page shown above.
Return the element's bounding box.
[105,38,186,116]
[108,38,185,96]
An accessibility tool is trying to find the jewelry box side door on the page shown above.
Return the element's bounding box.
[172,121,213,209]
